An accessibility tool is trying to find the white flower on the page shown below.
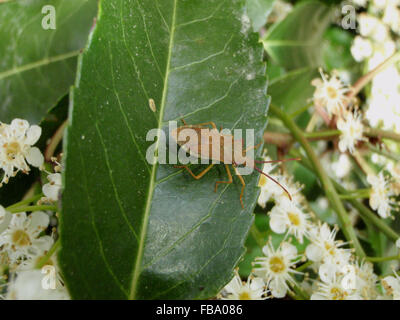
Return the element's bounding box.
[312,70,349,117]
[221,270,268,300]
[269,198,311,243]
[351,0,367,6]
[258,164,304,208]
[358,12,389,42]
[358,14,379,37]
[396,238,400,249]
[257,160,279,207]
[311,272,360,300]
[383,4,400,33]
[275,175,304,204]
[351,36,373,62]
[306,223,351,278]
[0,119,43,185]
[6,270,69,300]
[367,172,396,218]
[331,154,352,179]
[253,242,301,298]
[354,261,379,300]
[42,173,62,202]
[366,65,400,130]
[372,0,389,10]
[18,237,55,271]
[388,162,400,195]
[0,211,51,264]
[337,111,365,154]
[382,272,400,300]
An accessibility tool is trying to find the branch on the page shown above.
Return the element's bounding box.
[348,51,400,100]
[290,149,400,242]
[270,104,366,259]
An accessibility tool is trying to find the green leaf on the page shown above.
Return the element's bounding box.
[246,0,276,31]
[268,67,318,114]
[262,1,333,70]
[0,0,98,124]
[60,0,269,299]
[322,27,356,71]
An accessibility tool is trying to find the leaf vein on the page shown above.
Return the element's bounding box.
[95,123,140,243]
[171,35,233,71]
[77,141,129,297]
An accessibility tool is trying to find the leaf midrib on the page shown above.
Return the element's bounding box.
[0,50,80,80]
[128,0,178,300]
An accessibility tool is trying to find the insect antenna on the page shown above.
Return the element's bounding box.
[253,166,293,201]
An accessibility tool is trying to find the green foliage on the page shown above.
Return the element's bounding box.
[59,0,270,299]
[0,0,97,124]
[323,27,357,72]
[268,67,318,114]
[246,0,276,31]
[262,1,333,70]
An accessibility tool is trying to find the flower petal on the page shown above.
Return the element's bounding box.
[25,125,42,145]
[27,211,49,237]
[43,184,59,201]
[269,278,286,298]
[0,206,12,234]
[25,147,44,168]
[269,215,286,234]
[306,243,323,262]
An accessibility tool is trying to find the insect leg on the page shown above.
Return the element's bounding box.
[214,164,233,193]
[245,142,262,153]
[175,164,214,179]
[191,121,218,130]
[234,167,246,209]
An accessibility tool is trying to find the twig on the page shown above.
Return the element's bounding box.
[270,104,366,259]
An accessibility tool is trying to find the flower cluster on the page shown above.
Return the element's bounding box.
[220,269,268,300]
[0,119,44,186]
[0,118,67,299]
[351,0,400,131]
[0,205,68,299]
[220,42,400,297]
[311,70,367,155]
[220,158,399,299]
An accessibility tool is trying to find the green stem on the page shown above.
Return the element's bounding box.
[250,223,265,248]
[270,104,366,259]
[368,144,400,162]
[365,127,400,143]
[6,194,43,210]
[8,205,58,213]
[304,130,341,139]
[289,102,313,118]
[35,239,60,269]
[342,196,400,242]
[290,281,310,300]
[366,254,400,263]
[348,50,400,99]
[44,120,68,161]
[296,260,313,272]
[287,289,302,300]
[339,190,370,200]
[290,149,400,242]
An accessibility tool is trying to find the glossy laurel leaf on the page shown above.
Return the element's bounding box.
[60,0,269,299]
[262,1,333,70]
[0,0,97,123]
